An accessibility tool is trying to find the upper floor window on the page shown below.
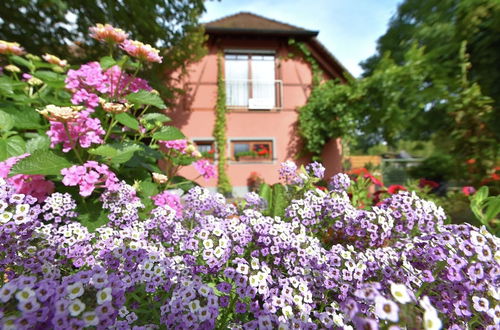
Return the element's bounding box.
[225,52,280,110]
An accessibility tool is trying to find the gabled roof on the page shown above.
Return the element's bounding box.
[204,12,318,37]
[204,12,351,80]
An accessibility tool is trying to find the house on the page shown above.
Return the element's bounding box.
[168,12,350,196]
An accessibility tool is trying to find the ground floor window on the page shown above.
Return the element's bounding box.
[194,140,216,160]
[231,140,273,161]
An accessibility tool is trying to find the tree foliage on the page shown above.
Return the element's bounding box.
[361,0,500,136]
[299,0,499,185]
[299,45,429,155]
[0,0,207,72]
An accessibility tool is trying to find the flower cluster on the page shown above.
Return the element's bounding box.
[0,40,25,55]
[120,39,162,63]
[89,23,129,44]
[152,190,183,218]
[46,111,105,152]
[0,154,54,202]
[193,159,217,180]
[65,61,151,109]
[42,53,67,67]
[0,163,499,329]
[61,161,120,196]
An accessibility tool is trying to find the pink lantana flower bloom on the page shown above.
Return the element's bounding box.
[61,161,120,197]
[193,159,217,181]
[0,154,54,201]
[120,40,162,63]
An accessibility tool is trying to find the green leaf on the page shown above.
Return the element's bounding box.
[138,180,159,197]
[126,90,166,109]
[484,196,500,223]
[76,199,109,232]
[0,110,14,132]
[258,183,272,214]
[170,175,198,192]
[0,140,7,160]
[474,186,489,203]
[141,113,171,123]
[10,150,73,176]
[100,56,116,69]
[115,113,139,130]
[0,76,15,95]
[89,143,142,164]
[270,183,287,218]
[11,55,35,71]
[1,105,43,130]
[153,126,185,141]
[6,136,26,158]
[33,70,65,88]
[26,135,50,153]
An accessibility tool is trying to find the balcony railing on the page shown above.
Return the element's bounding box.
[225,79,283,110]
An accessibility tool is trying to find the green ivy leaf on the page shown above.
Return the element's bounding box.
[115,113,139,130]
[126,90,166,109]
[10,150,73,176]
[100,56,116,69]
[153,126,185,141]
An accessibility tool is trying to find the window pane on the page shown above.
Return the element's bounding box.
[251,56,275,108]
[234,143,250,154]
[225,56,249,107]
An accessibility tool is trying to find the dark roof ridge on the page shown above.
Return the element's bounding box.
[203,11,315,33]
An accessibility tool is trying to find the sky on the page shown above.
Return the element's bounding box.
[201,0,403,77]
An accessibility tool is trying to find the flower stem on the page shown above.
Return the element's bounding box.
[63,122,83,163]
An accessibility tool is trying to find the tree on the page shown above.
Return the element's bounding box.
[0,0,207,76]
[361,0,500,138]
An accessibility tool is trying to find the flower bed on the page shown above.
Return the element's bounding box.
[0,26,499,329]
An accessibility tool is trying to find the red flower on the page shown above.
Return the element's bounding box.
[461,186,476,196]
[419,178,439,189]
[387,184,407,195]
[364,173,383,186]
[466,158,476,165]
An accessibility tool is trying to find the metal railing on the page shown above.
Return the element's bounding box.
[225,79,283,110]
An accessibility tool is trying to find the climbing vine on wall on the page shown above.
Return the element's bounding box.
[288,38,322,88]
[213,52,232,195]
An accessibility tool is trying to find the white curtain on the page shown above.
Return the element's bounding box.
[225,55,248,106]
[251,56,275,108]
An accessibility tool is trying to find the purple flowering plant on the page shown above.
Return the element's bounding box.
[1,30,500,329]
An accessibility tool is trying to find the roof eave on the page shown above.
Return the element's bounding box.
[205,27,318,37]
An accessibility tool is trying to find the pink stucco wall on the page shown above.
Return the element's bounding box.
[167,38,342,192]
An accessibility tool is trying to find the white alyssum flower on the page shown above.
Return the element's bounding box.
[390,283,412,304]
[68,298,86,316]
[96,287,112,305]
[67,282,84,300]
[15,288,36,302]
[82,311,99,326]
